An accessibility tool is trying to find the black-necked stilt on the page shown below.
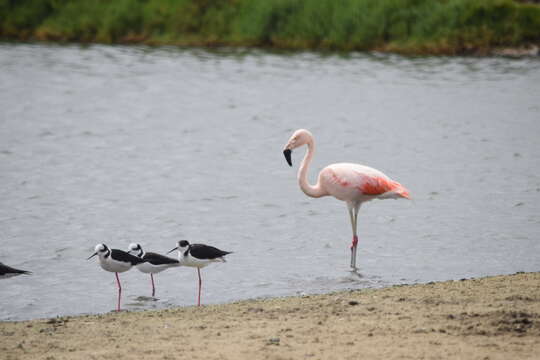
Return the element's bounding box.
[127,243,180,297]
[0,262,31,279]
[168,240,232,306]
[87,243,146,311]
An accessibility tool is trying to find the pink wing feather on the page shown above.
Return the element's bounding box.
[360,176,410,199]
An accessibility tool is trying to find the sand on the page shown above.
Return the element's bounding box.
[1,272,539,360]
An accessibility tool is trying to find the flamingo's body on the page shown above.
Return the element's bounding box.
[283,129,410,270]
[314,163,410,202]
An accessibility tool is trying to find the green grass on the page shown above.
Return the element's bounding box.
[1,0,539,54]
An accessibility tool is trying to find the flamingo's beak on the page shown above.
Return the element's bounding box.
[87,252,97,260]
[167,247,178,254]
[283,149,292,167]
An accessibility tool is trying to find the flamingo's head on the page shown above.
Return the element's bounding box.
[87,243,109,260]
[127,243,143,258]
[283,129,313,166]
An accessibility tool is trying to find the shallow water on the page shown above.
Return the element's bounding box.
[1,44,539,321]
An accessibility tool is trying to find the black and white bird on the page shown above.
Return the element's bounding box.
[0,262,31,279]
[127,243,180,297]
[168,240,232,306]
[87,243,146,311]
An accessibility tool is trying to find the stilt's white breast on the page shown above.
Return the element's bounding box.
[98,257,132,273]
[178,253,221,268]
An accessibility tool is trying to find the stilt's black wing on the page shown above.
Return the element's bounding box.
[143,252,179,265]
[0,262,31,276]
[111,249,147,265]
[189,244,232,260]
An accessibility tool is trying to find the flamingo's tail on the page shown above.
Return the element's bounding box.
[392,181,411,200]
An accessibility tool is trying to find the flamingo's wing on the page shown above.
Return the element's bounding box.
[324,163,410,199]
[358,174,399,195]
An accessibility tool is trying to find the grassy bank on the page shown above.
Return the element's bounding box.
[1,0,540,54]
[1,272,539,359]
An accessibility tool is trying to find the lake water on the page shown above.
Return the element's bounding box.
[1,44,539,321]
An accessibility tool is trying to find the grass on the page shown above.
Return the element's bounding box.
[1,0,539,54]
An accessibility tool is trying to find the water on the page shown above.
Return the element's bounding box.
[1,44,539,321]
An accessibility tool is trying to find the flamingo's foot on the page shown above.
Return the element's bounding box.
[349,267,363,278]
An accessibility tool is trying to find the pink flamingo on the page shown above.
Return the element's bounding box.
[283,129,410,270]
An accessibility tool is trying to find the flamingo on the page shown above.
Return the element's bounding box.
[282,129,410,271]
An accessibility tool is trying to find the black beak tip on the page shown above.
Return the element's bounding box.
[283,149,292,167]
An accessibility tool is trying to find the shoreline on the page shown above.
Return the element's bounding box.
[2,272,539,359]
[1,38,539,57]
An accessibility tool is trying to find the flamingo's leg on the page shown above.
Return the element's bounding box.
[115,272,122,312]
[197,268,202,307]
[150,273,155,297]
[348,203,360,271]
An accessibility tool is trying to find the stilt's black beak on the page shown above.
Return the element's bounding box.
[283,149,292,167]
[167,247,178,254]
[87,252,97,260]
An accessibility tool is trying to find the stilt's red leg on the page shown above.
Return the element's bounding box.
[197,268,202,307]
[151,273,155,297]
[115,272,122,311]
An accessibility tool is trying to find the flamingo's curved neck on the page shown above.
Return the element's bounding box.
[297,138,327,198]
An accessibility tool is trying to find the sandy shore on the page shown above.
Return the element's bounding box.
[1,272,539,360]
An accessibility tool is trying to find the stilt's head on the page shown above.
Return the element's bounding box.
[283,129,313,167]
[87,243,110,260]
[167,240,190,254]
[178,240,190,252]
[127,243,144,258]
